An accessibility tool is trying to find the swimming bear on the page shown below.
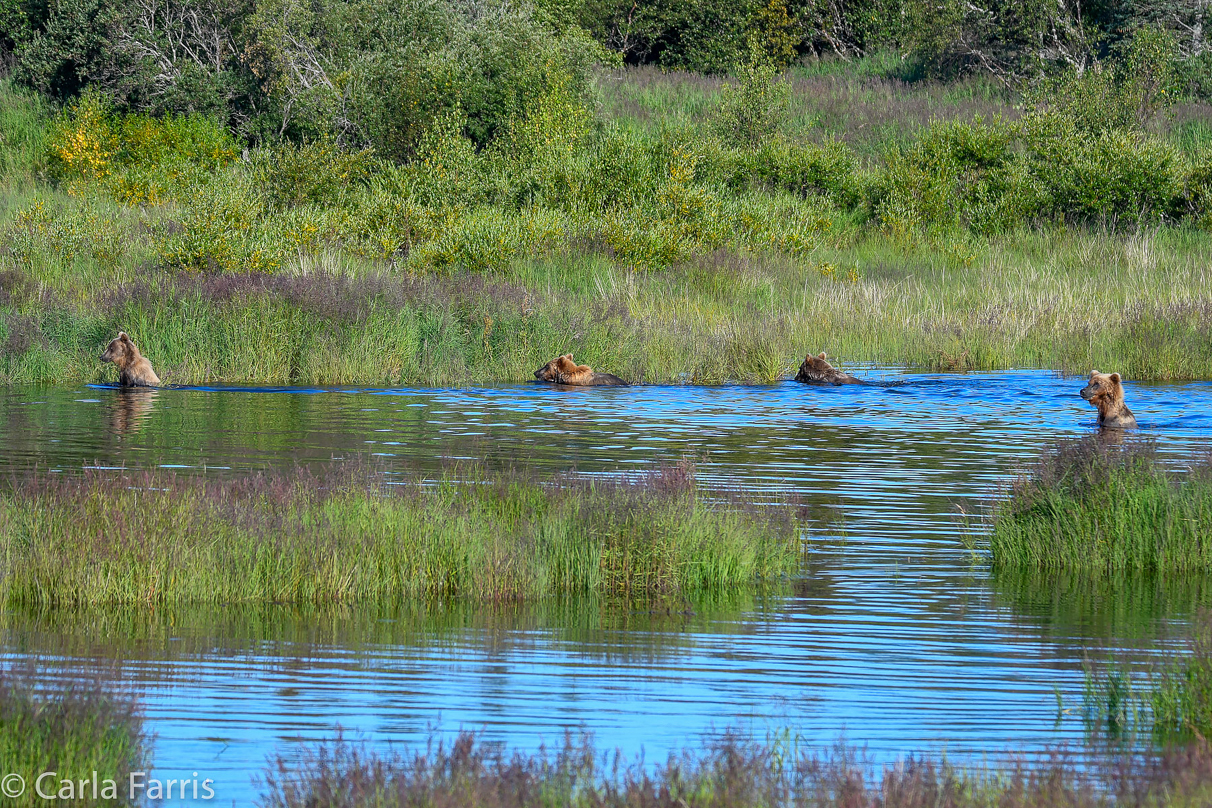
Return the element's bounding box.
[1080,370,1137,429]
[794,352,863,385]
[100,331,161,387]
[534,354,627,386]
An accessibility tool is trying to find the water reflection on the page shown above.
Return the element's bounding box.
[0,371,1210,804]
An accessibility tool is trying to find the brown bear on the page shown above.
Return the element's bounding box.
[794,352,863,385]
[1080,370,1137,429]
[533,354,627,386]
[100,332,161,387]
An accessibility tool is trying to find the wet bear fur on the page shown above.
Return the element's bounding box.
[100,332,161,387]
[794,352,863,385]
[534,354,627,386]
[1080,370,1137,429]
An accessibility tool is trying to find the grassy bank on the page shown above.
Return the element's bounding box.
[4,59,1212,385]
[0,666,147,807]
[0,462,803,606]
[990,439,1212,574]
[264,731,1212,808]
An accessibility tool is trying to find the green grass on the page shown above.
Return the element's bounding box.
[5,66,1212,386]
[5,222,1212,386]
[0,462,803,607]
[0,666,147,807]
[1084,614,1212,744]
[990,439,1212,574]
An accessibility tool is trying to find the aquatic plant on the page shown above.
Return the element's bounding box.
[0,665,148,808]
[1085,612,1212,744]
[0,461,804,606]
[261,729,1212,808]
[990,438,1212,574]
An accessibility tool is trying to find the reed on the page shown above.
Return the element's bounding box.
[0,461,803,607]
[990,439,1212,574]
[1084,612,1212,745]
[0,665,148,808]
[261,729,1212,808]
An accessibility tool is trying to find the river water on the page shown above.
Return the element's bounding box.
[2,370,1210,805]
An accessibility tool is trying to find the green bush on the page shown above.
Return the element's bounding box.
[711,44,790,149]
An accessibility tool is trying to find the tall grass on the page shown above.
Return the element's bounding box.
[0,665,148,808]
[261,730,1212,808]
[990,439,1212,574]
[6,66,1212,385]
[5,231,1212,387]
[0,461,804,606]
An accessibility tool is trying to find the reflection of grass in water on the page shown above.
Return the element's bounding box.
[0,665,147,808]
[990,567,1212,641]
[0,588,792,670]
[991,438,1212,574]
[0,460,804,606]
[262,729,1212,808]
[1085,615,1212,744]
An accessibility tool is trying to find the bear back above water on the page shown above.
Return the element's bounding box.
[100,332,161,387]
[794,352,863,385]
[534,354,627,386]
[1080,370,1136,429]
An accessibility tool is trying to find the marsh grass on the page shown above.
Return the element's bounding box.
[990,439,1212,574]
[0,665,148,807]
[1085,613,1212,745]
[4,224,1212,386]
[261,729,1212,808]
[6,67,1212,385]
[0,460,804,606]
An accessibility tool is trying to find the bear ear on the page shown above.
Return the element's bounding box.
[1090,370,1100,377]
[1110,372,1121,383]
[118,331,128,340]
[818,352,827,360]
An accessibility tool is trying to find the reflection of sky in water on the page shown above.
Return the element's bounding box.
[2,370,1211,805]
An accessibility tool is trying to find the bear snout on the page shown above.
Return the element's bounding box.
[1079,385,1094,401]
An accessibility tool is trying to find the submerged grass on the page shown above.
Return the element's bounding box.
[1085,613,1212,745]
[262,730,1212,808]
[990,439,1212,574]
[0,461,804,607]
[0,665,148,807]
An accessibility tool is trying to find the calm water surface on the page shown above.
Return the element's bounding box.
[2,369,1211,805]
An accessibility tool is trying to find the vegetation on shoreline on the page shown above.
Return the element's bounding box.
[263,730,1212,808]
[990,439,1212,575]
[0,666,147,808]
[0,461,803,606]
[9,662,1212,808]
[3,5,1212,386]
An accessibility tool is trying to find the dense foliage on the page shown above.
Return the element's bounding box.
[5,0,1212,97]
[991,439,1212,574]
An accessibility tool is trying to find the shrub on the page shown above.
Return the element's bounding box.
[711,42,790,149]
[251,139,377,210]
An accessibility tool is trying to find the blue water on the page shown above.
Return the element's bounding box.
[2,369,1211,805]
